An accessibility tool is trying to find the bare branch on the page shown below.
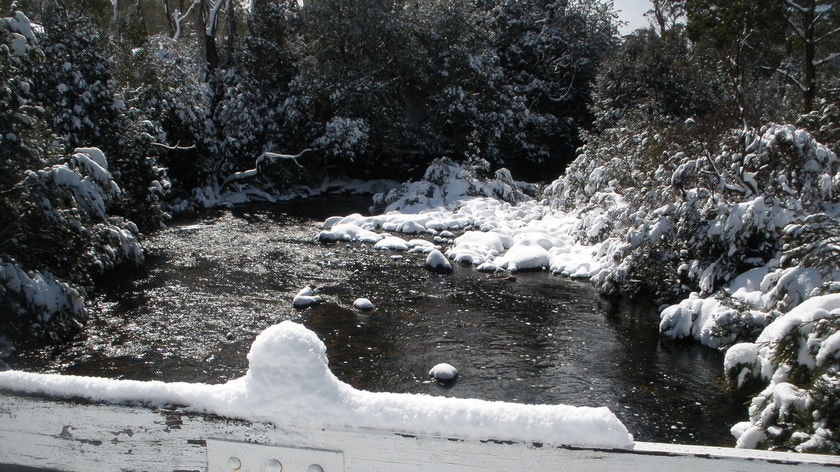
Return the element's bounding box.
[150,142,197,151]
[814,52,840,67]
[817,26,840,44]
[784,0,809,13]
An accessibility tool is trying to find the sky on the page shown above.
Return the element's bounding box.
[613,0,651,35]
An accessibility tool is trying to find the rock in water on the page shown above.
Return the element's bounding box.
[293,286,323,308]
[353,298,374,311]
[429,363,459,383]
[425,249,453,274]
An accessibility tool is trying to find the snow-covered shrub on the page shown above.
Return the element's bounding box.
[0,259,85,341]
[372,157,533,213]
[725,294,840,453]
[0,9,46,185]
[32,10,119,152]
[116,35,212,194]
[549,121,838,305]
[21,9,172,230]
[1,146,143,340]
[312,116,370,161]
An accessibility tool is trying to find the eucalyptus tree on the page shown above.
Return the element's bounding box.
[784,0,840,112]
[685,0,788,128]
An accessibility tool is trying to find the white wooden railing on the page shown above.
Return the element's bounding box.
[4,389,840,471]
[2,321,840,471]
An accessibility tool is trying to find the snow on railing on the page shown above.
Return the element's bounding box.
[0,321,632,450]
[3,321,840,471]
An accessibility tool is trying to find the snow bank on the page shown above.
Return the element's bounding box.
[317,223,383,244]
[318,196,602,279]
[0,321,633,450]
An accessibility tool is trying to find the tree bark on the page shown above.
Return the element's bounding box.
[803,0,816,112]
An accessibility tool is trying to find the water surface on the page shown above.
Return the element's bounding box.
[9,198,744,445]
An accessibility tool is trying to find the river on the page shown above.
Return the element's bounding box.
[8,197,745,446]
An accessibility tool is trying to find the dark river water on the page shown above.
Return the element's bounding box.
[9,198,745,446]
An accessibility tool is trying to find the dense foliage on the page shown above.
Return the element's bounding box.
[0,8,168,341]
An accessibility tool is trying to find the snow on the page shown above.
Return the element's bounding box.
[7,11,37,41]
[10,32,26,57]
[425,249,453,274]
[317,224,383,244]
[374,236,409,251]
[293,286,323,308]
[0,321,633,449]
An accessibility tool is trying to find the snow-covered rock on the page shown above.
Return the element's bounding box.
[429,363,459,383]
[293,286,323,308]
[425,249,453,274]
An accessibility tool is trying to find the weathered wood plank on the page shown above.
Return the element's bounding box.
[1,391,839,472]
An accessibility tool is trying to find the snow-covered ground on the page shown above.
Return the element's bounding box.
[0,321,633,450]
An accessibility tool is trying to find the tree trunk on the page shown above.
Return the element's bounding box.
[205,32,219,70]
[226,0,236,64]
[803,0,816,112]
[163,0,175,37]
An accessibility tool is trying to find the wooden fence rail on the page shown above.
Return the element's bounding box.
[2,391,840,472]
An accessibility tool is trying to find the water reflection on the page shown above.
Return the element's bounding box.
[8,199,743,445]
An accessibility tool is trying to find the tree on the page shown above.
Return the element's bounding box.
[685,0,787,128]
[645,0,684,35]
[784,0,840,112]
[485,0,618,177]
[592,27,726,129]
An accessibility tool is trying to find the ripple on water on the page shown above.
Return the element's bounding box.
[8,199,743,446]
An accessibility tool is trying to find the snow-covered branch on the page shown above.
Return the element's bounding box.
[205,0,225,37]
[786,16,806,40]
[773,67,807,92]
